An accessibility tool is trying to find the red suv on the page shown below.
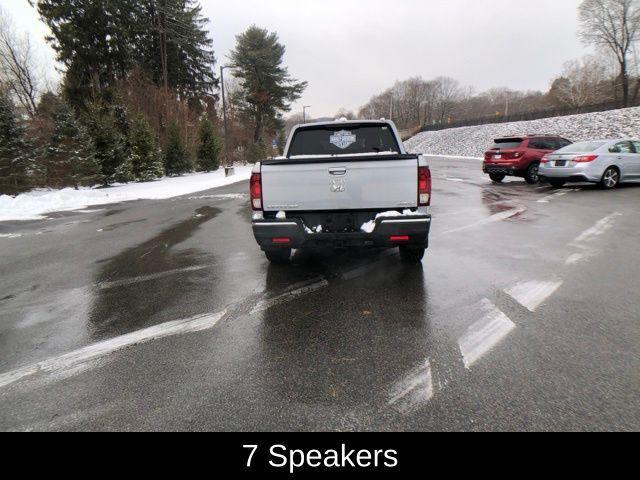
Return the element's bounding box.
[483,136,572,184]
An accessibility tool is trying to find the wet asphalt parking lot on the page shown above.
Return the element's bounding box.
[0,157,639,431]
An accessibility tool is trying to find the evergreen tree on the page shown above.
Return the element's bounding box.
[0,88,31,195]
[230,26,307,144]
[138,0,219,100]
[129,115,164,181]
[37,0,141,104]
[83,102,128,184]
[46,100,101,189]
[196,119,222,171]
[164,121,192,176]
[37,0,218,103]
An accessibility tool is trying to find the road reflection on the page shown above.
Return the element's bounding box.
[87,207,220,340]
[254,256,433,409]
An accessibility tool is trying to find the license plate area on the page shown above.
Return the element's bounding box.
[555,160,567,167]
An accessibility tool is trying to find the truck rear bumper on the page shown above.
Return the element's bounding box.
[252,216,431,250]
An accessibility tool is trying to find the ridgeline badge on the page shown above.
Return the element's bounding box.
[330,130,356,149]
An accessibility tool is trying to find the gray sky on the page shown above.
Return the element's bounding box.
[7,0,588,118]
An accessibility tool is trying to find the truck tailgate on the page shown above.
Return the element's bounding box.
[261,158,418,211]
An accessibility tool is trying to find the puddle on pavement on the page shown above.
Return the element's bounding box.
[87,206,220,340]
[254,264,434,407]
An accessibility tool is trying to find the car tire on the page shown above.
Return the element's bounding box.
[548,179,566,188]
[600,167,620,189]
[524,163,540,184]
[399,246,425,263]
[489,173,505,183]
[265,249,291,263]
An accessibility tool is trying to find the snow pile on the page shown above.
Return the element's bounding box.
[405,106,640,158]
[0,165,254,222]
[361,210,423,233]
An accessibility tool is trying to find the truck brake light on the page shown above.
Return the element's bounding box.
[418,166,431,206]
[250,172,263,211]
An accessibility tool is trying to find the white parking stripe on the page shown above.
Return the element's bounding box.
[250,279,329,315]
[96,265,216,290]
[0,309,228,389]
[537,191,569,203]
[388,359,434,413]
[571,212,622,244]
[458,299,516,369]
[504,280,563,312]
[442,207,526,234]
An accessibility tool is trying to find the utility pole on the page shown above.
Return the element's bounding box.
[220,65,234,174]
[303,105,311,124]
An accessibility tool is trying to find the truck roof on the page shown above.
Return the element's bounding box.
[295,118,393,128]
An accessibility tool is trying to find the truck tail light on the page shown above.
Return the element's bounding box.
[272,238,291,244]
[573,155,598,163]
[250,172,263,210]
[390,235,410,243]
[418,166,431,206]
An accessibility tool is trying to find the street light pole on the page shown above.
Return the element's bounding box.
[220,65,232,172]
[303,105,311,124]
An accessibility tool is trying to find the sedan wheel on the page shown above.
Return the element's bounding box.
[600,167,620,189]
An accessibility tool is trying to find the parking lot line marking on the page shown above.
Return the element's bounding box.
[458,299,516,369]
[537,191,568,203]
[95,264,217,290]
[504,280,563,312]
[388,359,434,413]
[571,212,622,244]
[0,309,228,389]
[442,207,526,234]
[250,279,329,315]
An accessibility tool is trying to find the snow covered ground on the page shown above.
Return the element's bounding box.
[0,165,254,222]
[405,106,640,158]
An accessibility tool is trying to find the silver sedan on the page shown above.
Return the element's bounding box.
[539,139,640,189]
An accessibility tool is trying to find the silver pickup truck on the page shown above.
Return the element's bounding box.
[250,119,432,263]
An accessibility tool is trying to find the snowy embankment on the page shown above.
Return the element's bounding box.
[405,106,640,158]
[0,165,254,222]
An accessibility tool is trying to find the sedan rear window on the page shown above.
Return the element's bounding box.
[555,141,606,153]
[288,125,400,157]
[490,138,523,150]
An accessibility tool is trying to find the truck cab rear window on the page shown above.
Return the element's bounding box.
[288,125,400,157]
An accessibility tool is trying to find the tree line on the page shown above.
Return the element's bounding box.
[357,0,640,130]
[1,1,305,196]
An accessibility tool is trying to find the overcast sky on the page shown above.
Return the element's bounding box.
[7,0,588,118]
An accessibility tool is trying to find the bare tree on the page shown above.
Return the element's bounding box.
[0,6,41,117]
[578,0,640,107]
[549,55,609,107]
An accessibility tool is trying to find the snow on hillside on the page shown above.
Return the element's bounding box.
[0,165,253,222]
[405,107,640,158]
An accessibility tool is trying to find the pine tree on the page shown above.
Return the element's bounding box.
[0,89,31,195]
[129,115,164,181]
[230,26,307,144]
[37,0,218,103]
[164,121,192,176]
[83,102,128,184]
[196,119,222,172]
[46,100,101,189]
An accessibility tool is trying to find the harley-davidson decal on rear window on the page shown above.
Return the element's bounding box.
[329,130,357,149]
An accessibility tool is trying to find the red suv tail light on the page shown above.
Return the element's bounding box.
[418,166,431,206]
[573,155,598,163]
[250,172,263,210]
[505,151,524,160]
